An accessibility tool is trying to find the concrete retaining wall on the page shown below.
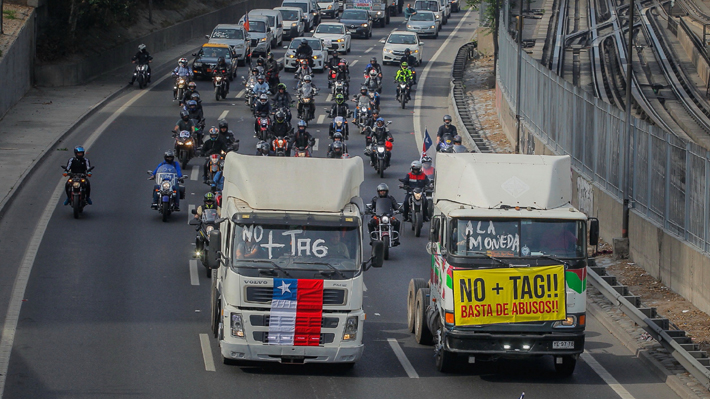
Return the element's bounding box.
[495,81,710,315]
[0,8,35,120]
[35,0,281,87]
[675,19,710,87]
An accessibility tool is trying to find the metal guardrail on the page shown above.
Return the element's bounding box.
[451,42,490,153]
[587,261,710,390]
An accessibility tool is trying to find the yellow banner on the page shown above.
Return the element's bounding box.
[453,265,566,325]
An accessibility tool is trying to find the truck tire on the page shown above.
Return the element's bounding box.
[210,280,219,338]
[554,355,577,377]
[407,278,428,332]
[414,288,433,345]
[435,346,457,373]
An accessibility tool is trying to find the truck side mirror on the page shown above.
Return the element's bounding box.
[588,218,599,246]
[429,217,440,242]
[207,230,222,267]
[370,240,385,268]
[205,34,210,39]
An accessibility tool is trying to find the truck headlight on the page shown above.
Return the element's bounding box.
[292,22,298,26]
[435,14,440,18]
[260,37,267,42]
[553,315,577,328]
[230,313,245,337]
[342,316,358,341]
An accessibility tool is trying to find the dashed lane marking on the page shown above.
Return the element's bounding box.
[317,114,326,124]
[199,334,216,371]
[313,138,320,151]
[218,110,229,120]
[188,204,196,224]
[364,47,373,53]
[387,338,419,378]
[236,89,244,99]
[190,260,200,286]
[350,60,359,66]
[363,282,368,292]
[326,94,333,102]
[190,165,199,181]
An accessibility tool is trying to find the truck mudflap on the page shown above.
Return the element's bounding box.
[442,329,585,356]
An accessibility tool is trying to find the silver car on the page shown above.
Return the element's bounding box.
[406,11,438,38]
[206,24,251,66]
[276,7,305,39]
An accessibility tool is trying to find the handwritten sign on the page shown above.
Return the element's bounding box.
[242,225,329,259]
[459,220,519,256]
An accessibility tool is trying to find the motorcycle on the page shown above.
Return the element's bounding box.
[331,79,349,97]
[242,75,258,106]
[133,64,150,89]
[254,113,272,140]
[401,184,426,237]
[206,153,225,183]
[294,58,312,81]
[353,95,372,127]
[173,130,196,168]
[190,118,205,147]
[190,208,225,277]
[272,136,290,156]
[366,198,400,260]
[396,79,413,109]
[293,146,311,157]
[297,84,318,122]
[174,76,189,102]
[366,140,392,178]
[213,74,229,101]
[61,165,94,219]
[437,133,454,153]
[148,165,185,222]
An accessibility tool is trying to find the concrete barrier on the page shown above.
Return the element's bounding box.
[0,9,35,120]
[35,0,282,87]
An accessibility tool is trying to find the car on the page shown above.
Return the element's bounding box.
[405,10,438,38]
[414,0,443,30]
[283,37,329,72]
[338,8,372,39]
[191,43,239,79]
[275,7,306,40]
[249,9,284,47]
[318,0,340,18]
[439,0,450,21]
[312,22,351,54]
[450,0,460,12]
[243,15,273,57]
[205,24,251,66]
[282,0,319,31]
[381,31,423,66]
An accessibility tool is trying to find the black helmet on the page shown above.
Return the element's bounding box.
[360,86,367,95]
[181,110,190,120]
[219,120,228,130]
[275,110,286,122]
[332,141,343,155]
[404,48,411,54]
[453,135,462,144]
[332,131,344,141]
[410,160,422,173]
[252,68,259,74]
[443,114,452,124]
[257,74,265,82]
[256,57,265,65]
[164,150,175,162]
[370,57,377,64]
[376,183,389,197]
[218,56,226,64]
[74,146,85,157]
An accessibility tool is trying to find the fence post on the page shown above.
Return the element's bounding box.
[632,120,639,207]
[685,142,691,241]
[665,134,672,230]
[647,130,653,220]
[705,151,710,252]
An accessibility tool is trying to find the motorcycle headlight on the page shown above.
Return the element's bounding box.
[216,76,222,81]
[413,192,422,200]
[72,182,81,188]
[377,147,385,153]
[288,54,296,58]
[230,313,245,337]
[161,181,171,191]
[185,140,192,146]
[381,216,389,224]
[342,316,358,341]
[206,225,215,234]
[304,98,311,102]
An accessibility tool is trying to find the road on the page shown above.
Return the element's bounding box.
[0,8,684,399]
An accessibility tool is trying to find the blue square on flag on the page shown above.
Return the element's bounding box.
[423,129,433,152]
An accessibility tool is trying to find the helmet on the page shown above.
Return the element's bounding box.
[138,44,146,51]
[275,110,286,122]
[187,100,198,109]
[443,114,452,124]
[257,140,270,153]
[332,131,344,141]
[252,68,259,74]
[180,110,189,120]
[376,117,384,126]
[369,69,377,77]
[204,192,216,204]
[410,160,422,173]
[217,56,226,65]
[257,74,265,82]
[372,109,380,116]
[304,75,312,82]
[218,120,228,130]
[404,48,411,54]
[74,146,85,157]
[278,83,287,91]
[421,155,433,164]
[360,86,367,95]
[164,150,175,162]
[178,57,187,66]
[453,135,462,144]
[335,93,345,104]
[297,120,307,130]
[332,141,343,155]
[301,38,308,45]
[376,183,389,197]
[334,116,344,127]
[191,92,200,101]
[268,52,274,59]
[401,61,408,68]
[188,81,196,90]
[259,93,268,102]
[370,57,377,64]
[256,57,265,65]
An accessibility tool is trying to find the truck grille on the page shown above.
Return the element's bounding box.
[245,287,346,305]
[250,315,339,328]
[252,331,335,344]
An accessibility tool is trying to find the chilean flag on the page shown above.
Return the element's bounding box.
[243,12,250,32]
[421,128,433,160]
[268,278,324,346]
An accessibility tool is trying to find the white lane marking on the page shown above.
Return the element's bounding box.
[326,94,333,102]
[190,260,200,286]
[581,352,636,399]
[317,114,326,124]
[350,60,359,66]
[413,8,472,151]
[199,334,216,371]
[188,204,196,224]
[363,282,368,292]
[364,47,373,53]
[236,89,245,99]
[191,165,199,181]
[218,110,229,120]
[313,138,319,151]
[0,71,175,398]
[387,338,419,378]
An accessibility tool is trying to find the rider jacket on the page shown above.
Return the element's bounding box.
[369,195,399,213]
[187,108,204,123]
[254,101,271,115]
[132,50,152,64]
[253,82,270,95]
[395,68,413,83]
[400,54,417,66]
[436,124,458,139]
[182,89,200,104]
[291,131,315,148]
[214,64,229,77]
[201,138,229,156]
[66,157,91,174]
[399,171,430,189]
[272,92,293,108]
[370,126,392,144]
[269,121,292,137]
[266,59,279,74]
[330,103,350,117]
[176,119,195,132]
[172,66,193,78]
[296,44,313,59]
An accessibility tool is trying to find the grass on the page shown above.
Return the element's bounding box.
[3,10,17,20]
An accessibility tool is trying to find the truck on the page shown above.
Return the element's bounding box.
[206,153,385,367]
[408,153,598,375]
[344,0,395,27]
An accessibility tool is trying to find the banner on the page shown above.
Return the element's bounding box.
[453,265,566,325]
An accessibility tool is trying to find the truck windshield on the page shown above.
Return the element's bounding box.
[449,219,585,259]
[232,224,361,270]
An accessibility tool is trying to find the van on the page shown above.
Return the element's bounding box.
[282,0,320,31]
[249,9,284,47]
[241,15,273,57]
[275,6,305,39]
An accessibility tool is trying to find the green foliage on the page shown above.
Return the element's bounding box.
[465,0,501,67]
[3,10,17,20]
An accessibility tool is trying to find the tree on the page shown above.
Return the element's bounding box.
[466,0,502,71]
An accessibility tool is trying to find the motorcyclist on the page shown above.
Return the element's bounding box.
[328,51,344,70]
[329,94,351,119]
[201,128,229,181]
[404,3,417,19]
[149,150,183,211]
[186,100,204,124]
[367,118,393,166]
[272,83,293,121]
[174,110,195,133]
[335,60,350,82]
[367,183,401,242]
[353,86,372,123]
[63,146,93,205]
[327,132,349,158]
[400,48,418,70]
[172,57,194,92]
[364,57,382,78]
[399,160,431,222]
[129,44,152,85]
[365,109,381,129]
[254,94,272,133]
[253,75,270,99]
[329,115,349,140]
[256,140,272,156]
[181,81,199,106]
[452,135,468,153]
[265,53,280,87]
[295,39,314,66]
[299,74,317,91]
[269,110,293,138]
[436,114,458,150]
[421,155,435,178]
[194,192,220,219]
[395,62,414,101]
[298,76,317,120]
[364,69,381,91]
[213,56,231,94]
[290,120,315,155]
[218,120,237,148]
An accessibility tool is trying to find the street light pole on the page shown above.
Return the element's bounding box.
[622,0,635,239]
[514,0,523,154]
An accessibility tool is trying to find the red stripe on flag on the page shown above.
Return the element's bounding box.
[293,279,324,346]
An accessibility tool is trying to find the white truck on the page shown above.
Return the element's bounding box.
[344,0,395,27]
[206,153,385,367]
[408,153,598,375]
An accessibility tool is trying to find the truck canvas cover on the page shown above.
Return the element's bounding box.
[434,153,572,210]
[223,153,364,212]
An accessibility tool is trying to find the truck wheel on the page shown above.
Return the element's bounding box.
[407,279,428,332]
[554,355,577,377]
[435,347,457,373]
[210,283,219,338]
[414,288,433,345]
[205,266,212,278]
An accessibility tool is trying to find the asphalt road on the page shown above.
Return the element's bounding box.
[0,8,683,399]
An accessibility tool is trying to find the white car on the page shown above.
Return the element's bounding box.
[382,31,423,66]
[312,22,351,54]
[284,37,329,72]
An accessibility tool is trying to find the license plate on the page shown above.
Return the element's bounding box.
[552,341,574,349]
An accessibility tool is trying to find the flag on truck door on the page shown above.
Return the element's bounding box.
[268,279,324,346]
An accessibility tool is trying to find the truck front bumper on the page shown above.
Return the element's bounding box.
[221,341,364,363]
[443,330,585,356]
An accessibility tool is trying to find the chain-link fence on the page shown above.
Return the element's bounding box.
[497,17,710,253]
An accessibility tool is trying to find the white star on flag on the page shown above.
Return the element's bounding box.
[278,281,291,295]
